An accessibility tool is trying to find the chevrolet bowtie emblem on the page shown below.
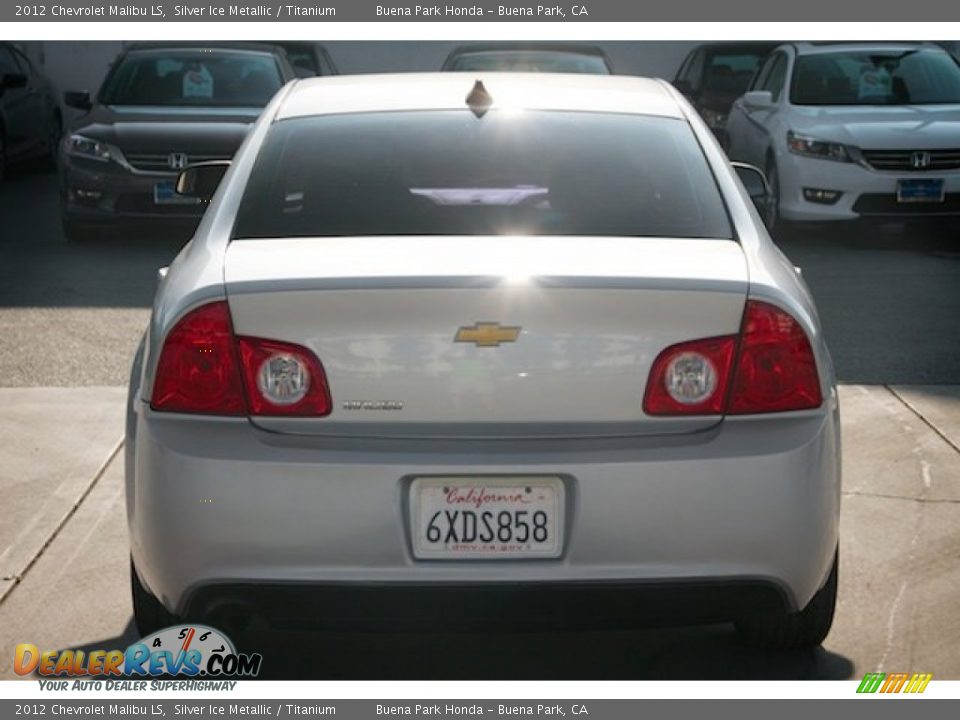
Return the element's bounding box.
[455,322,521,347]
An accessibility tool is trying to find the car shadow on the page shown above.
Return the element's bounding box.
[774,220,960,254]
[0,172,192,308]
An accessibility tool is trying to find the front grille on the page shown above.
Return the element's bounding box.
[860,149,960,172]
[853,192,960,215]
[122,152,232,173]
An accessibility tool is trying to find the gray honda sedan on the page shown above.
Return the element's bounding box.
[127,73,840,650]
[59,42,296,241]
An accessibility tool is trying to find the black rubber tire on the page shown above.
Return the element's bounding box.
[131,559,178,637]
[764,154,805,242]
[43,111,61,171]
[736,549,838,650]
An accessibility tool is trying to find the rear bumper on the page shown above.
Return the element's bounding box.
[127,394,841,624]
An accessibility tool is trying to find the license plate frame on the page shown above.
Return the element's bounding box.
[896,178,945,204]
[410,476,565,560]
[153,181,200,205]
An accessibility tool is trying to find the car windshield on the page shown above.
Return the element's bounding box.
[233,110,732,240]
[100,50,283,107]
[791,49,960,105]
[448,51,609,74]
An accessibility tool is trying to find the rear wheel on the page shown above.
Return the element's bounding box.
[736,549,838,650]
[131,559,178,636]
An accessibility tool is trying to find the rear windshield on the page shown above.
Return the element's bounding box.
[101,50,283,107]
[791,49,960,105]
[447,51,610,74]
[233,111,732,240]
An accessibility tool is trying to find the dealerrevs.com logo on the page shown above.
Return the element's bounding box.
[15,625,262,680]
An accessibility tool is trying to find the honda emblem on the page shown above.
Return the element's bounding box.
[168,152,189,170]
[910,151,931,170]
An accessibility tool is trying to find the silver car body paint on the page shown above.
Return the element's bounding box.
[127,74,840,617]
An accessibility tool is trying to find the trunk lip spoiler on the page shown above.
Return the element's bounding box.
[224,276,748,294]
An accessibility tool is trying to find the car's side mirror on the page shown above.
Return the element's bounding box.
[176,161,231,202]
[1,73,28,90]
[742,90,774,110]
[731,161,772,225]
[64,90,93,111]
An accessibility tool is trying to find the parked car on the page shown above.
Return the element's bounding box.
[442,43,613,74]
[127,73,839,650]
[0,41,61,183]
[725,42,960,231]
[59,42,296,241]
[672,42,779,146]
[271,41,339,78]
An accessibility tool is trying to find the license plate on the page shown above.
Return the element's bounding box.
[897,178,945,203]
[153,181,199,205]
[410,477,564,559]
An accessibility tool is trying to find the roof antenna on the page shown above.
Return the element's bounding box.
[465,80,493,118]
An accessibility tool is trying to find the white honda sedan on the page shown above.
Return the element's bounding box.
[127,73,840,650]
[726,43,960,230]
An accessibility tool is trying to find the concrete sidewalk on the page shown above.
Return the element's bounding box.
[0,387,125,602]
[0,384,958,679]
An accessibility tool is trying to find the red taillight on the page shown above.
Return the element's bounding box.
[150,301,245,415]
[643,300,822,416]
[237,336,332,416]
[151,301,332,417]
[727,300,822,414]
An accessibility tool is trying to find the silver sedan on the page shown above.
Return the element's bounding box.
[126,73,841,650]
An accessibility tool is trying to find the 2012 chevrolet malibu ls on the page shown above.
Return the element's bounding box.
[126,73,841,650]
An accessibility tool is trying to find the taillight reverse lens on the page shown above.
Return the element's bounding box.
[150,301,245,415]
[728,300,822,414]
[151,301,332,417]
[643,300,822,416]
[643,337,737,415]
[237,337,332,416]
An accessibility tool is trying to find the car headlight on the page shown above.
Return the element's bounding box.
[786,131,851,162]
[700,109,728,130]
[63,134,115,163]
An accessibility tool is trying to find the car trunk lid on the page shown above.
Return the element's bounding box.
[223,235,748,438]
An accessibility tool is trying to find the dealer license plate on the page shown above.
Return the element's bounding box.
[410,477,564,559]
[897,178,945,203]
[153,181,200,205]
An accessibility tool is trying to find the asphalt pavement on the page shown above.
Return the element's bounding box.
[1,167,959,679]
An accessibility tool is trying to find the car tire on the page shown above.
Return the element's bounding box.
[764,155,800,241]
[43,111,61,171]
[62,217,99,243]
[736,549,838,650]
[131,558,179,637]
